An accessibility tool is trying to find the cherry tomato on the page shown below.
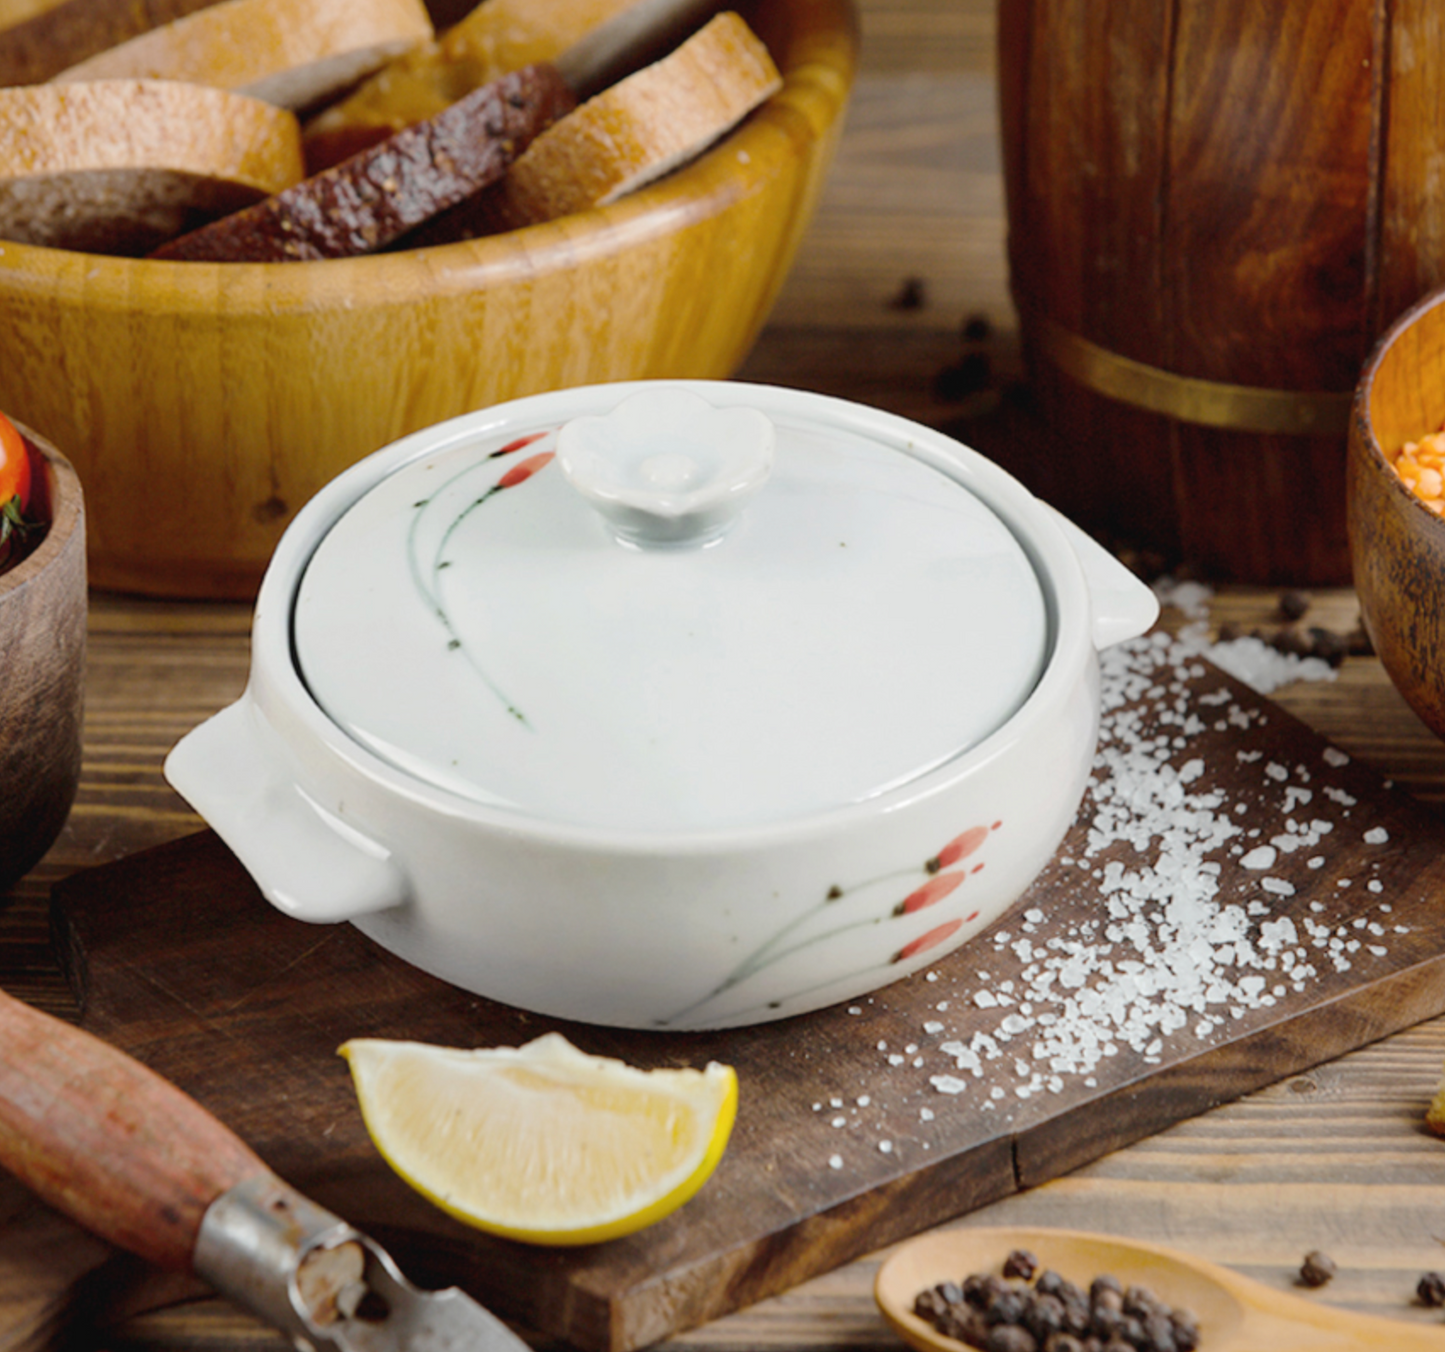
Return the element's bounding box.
[0,412,32,557]
[0,412,29,514]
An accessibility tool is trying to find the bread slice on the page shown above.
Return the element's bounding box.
[150,62,574,261]
[302,0,641,171]
[0,80,303,254]
[52,0,434,113]
[0,0,68,34]
[0,0,224,86]
[420,11,780,240]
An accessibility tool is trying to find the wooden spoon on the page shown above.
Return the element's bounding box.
[874,1226,1445,1352]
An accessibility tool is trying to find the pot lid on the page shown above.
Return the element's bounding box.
[292,386,1050,831]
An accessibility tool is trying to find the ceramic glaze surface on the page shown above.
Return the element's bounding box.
[293,392,1049,831]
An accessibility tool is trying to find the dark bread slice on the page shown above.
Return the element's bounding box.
[150,61,574,261]
[0,0,224,86]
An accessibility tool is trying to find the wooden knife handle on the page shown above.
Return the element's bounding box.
[0,987,268,1270]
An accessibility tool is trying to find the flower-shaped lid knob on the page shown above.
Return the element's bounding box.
[556,387,775,546]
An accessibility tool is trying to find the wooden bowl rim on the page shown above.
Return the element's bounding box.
[0,422,83,600]
[0,0,858,311]
[1351,282,1445,526]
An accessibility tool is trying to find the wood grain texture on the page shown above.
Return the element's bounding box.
[12,4,1445,1349]
[0,0,855,598]
[1348,287,1445,742]
[0,990,267,1271]
[30,645,1445,1351]
[998,0,1445,585]
[876,1228,1445,1352]
[0,429,84,892]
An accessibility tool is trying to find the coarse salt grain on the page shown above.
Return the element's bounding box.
[812,624,1401,1179]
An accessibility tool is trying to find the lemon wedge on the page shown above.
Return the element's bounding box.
[339,1032,737,1246]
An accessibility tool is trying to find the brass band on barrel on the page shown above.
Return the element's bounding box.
[1038,320,1354,438]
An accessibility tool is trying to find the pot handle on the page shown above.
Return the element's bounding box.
[1047,506,1160,649]
[164,699,408,923]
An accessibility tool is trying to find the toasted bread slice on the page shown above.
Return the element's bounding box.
[0,0,67,33]
[0,0,223,86]
[301,0,641,170]
[150,62,574,261]
[0,80,303,254]
[416,11,779,241]
[52,0,434,113]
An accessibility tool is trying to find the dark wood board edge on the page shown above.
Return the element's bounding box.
[39,644,1445,1351]
[1014,944,1445,1189]
[43,825,1445,1352]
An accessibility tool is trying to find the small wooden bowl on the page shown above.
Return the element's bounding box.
[0,0,856,599]
[1348,286,1445,742]
[0,424,86,894]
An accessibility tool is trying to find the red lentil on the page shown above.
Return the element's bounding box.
[1388,432,1445,514]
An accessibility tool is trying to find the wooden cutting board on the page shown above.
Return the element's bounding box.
[21,634,1445,1352]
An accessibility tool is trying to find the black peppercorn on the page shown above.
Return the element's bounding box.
[1034,1269,1065,1298]
[1005,1249,1040,1281]
[1169,1307,1201,1352]
[1060,1292,1092,1336]
[1024,1292,1066,1341]
[1140,1311,1178,1352]
[914,1287,948,1320]
[987,1287,1030,1327]
[964,1273,992,1308]
[1299,1250,1336,1287]
[1278,589,1311,621]
[1088,1305,1122,1339]
[985,1325,1038,1352]
[1419,1271,1445,1307]
[1089,1274,1123,1307]
[1042,1335,1084,1352]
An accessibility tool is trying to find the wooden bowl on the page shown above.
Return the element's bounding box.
[0,0,856,598]
[0,423,86,894]
[1348,287,1445,741]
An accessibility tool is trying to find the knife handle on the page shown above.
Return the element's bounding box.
[0,987,268,1271]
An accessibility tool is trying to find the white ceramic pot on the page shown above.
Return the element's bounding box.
[165,381,1158,1030]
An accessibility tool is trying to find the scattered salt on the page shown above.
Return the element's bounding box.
[1208,637,1337,695]
[806,623,1401,1172]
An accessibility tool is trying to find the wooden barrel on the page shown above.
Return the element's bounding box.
[997,0,1445,584]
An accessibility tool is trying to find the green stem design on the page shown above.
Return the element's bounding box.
[405,440,554,726]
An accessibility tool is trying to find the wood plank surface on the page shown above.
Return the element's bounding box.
[34,634,1445,1350]
[9,0,1445,1349]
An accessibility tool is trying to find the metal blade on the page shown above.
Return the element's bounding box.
[193,1175,531,1352]
[326,1251,528,1352]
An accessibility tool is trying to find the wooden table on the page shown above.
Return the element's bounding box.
[10,1,1445,1347]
